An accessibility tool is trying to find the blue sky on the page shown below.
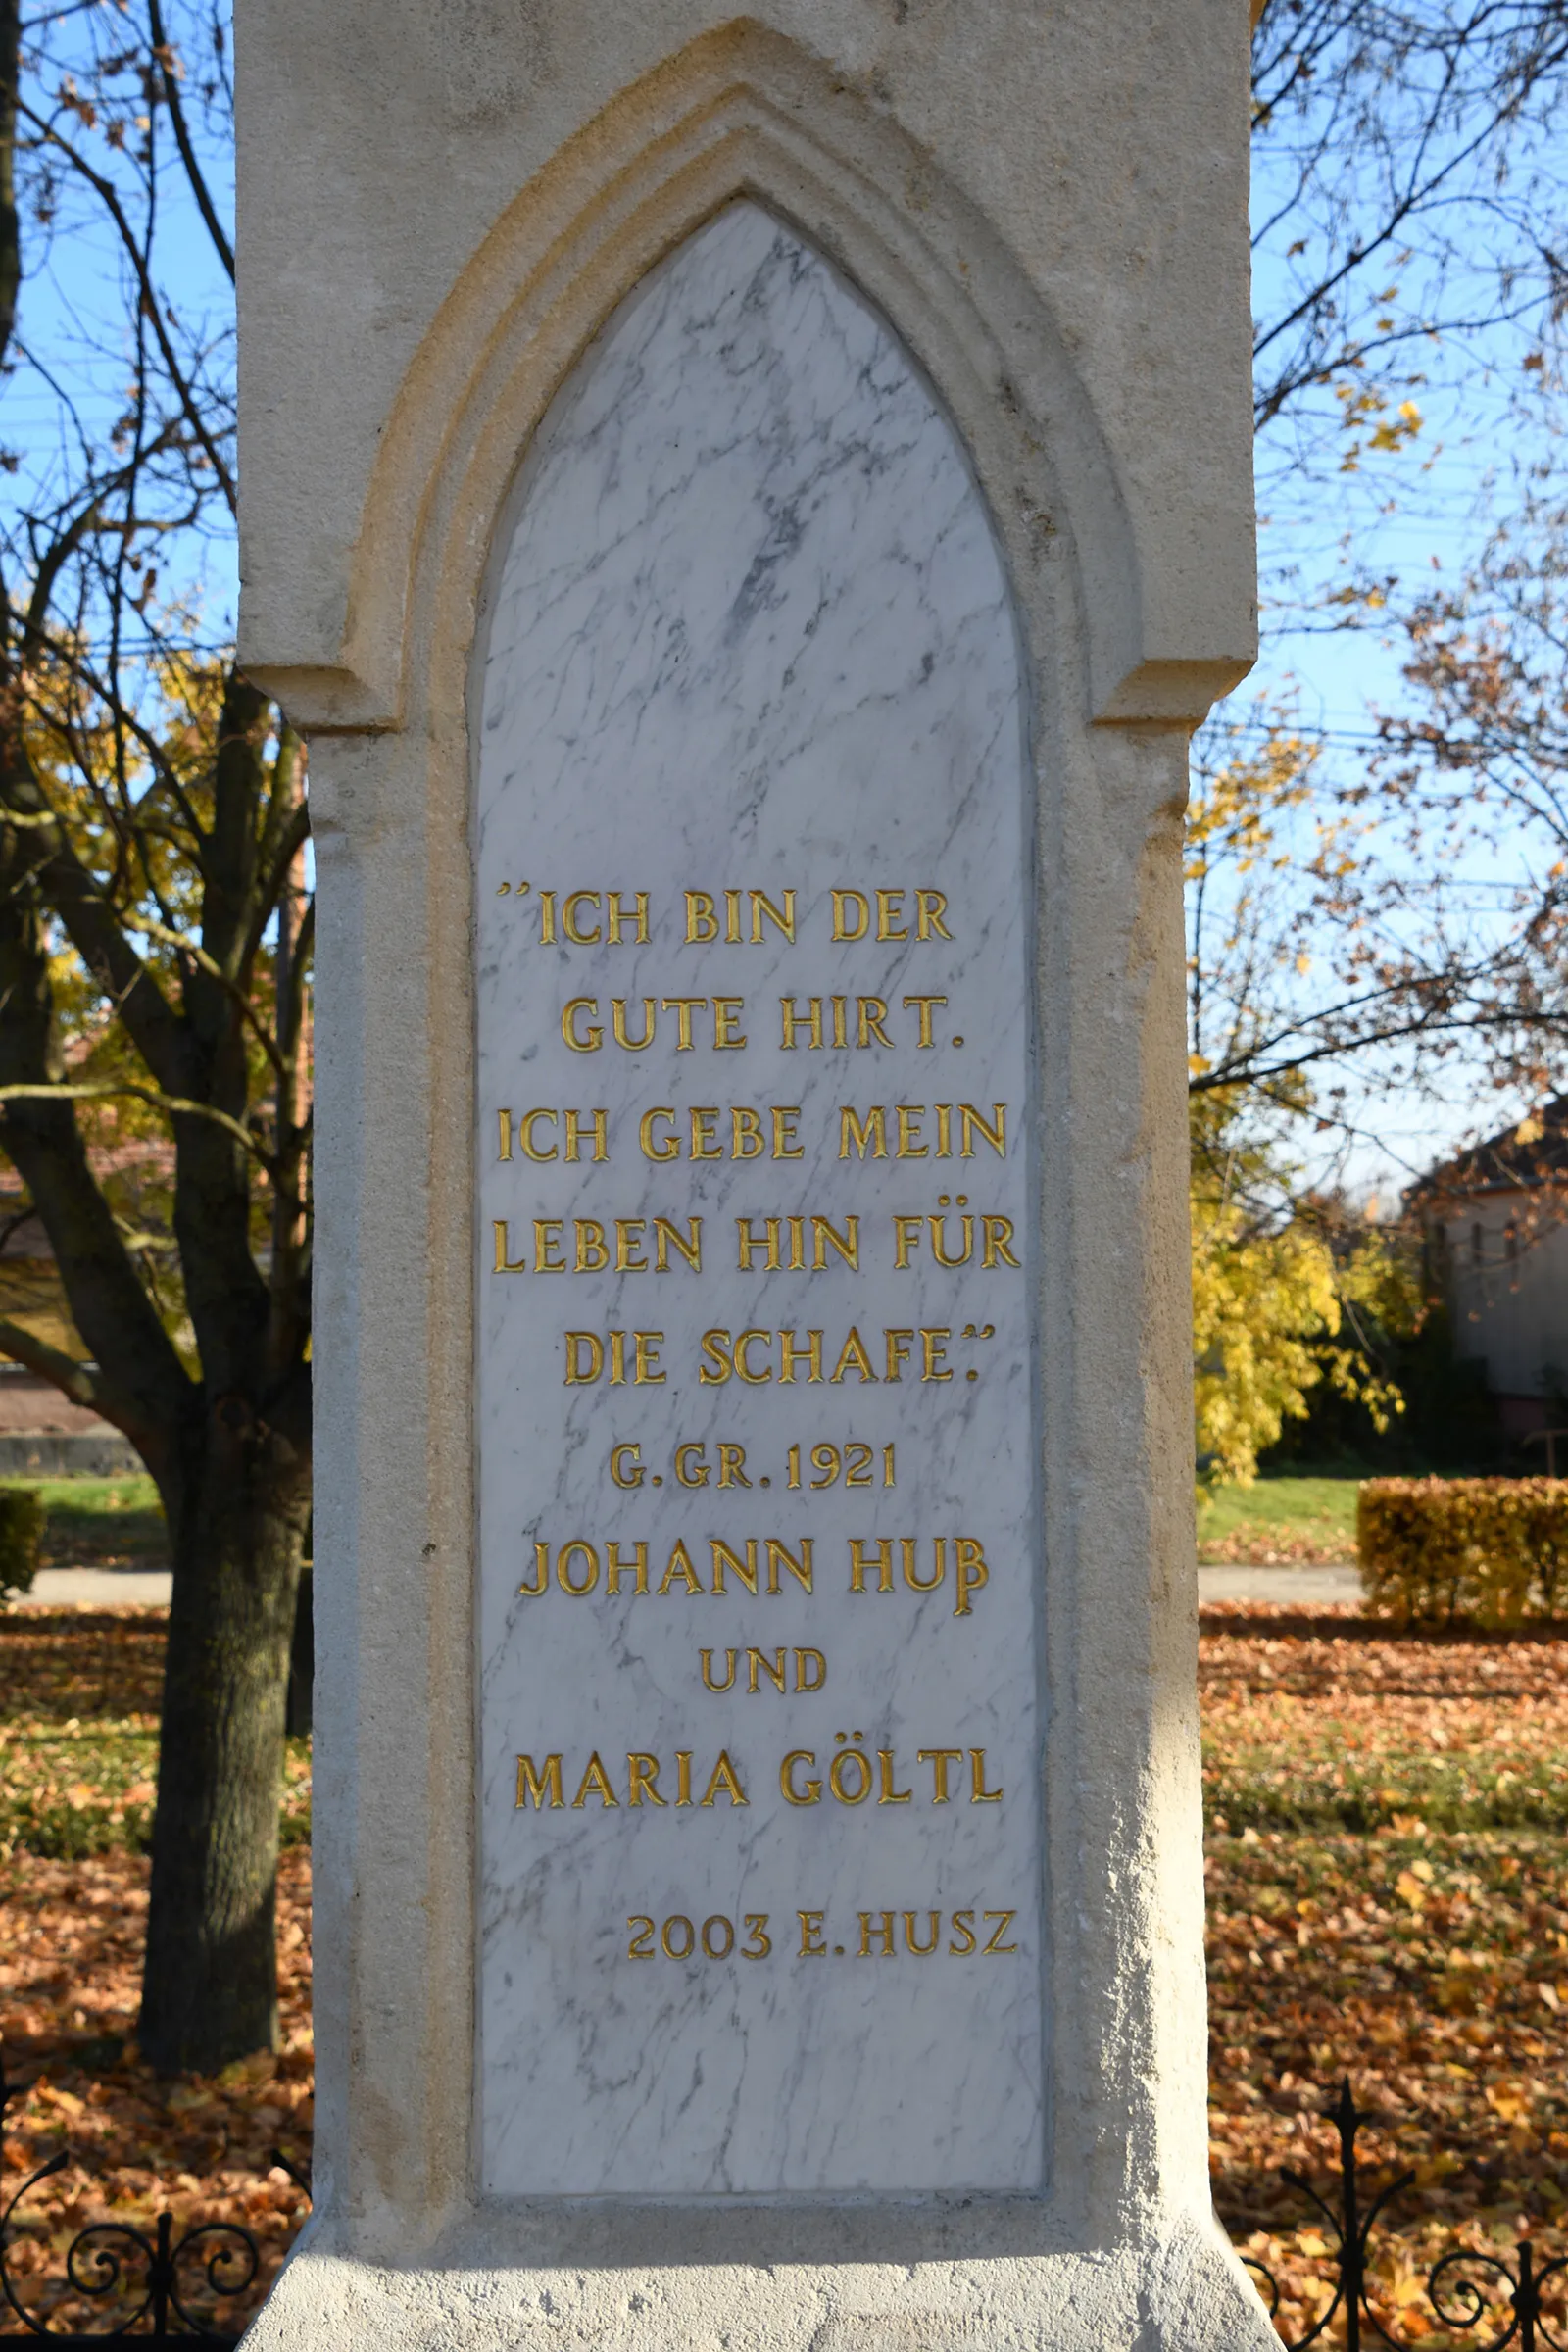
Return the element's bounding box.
[5,7,1561,1206]
[1208,71,1567,1206]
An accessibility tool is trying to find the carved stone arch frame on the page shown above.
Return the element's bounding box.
[257,20,1233,742]
[287,14,1237,2294]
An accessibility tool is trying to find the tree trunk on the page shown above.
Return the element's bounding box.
[139,1398,310,2074]
[0,0,22,376]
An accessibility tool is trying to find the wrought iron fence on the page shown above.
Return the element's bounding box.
[1236,2079,1568,2352]
[0,2057,309,2345]
[6,2061,1567,2346]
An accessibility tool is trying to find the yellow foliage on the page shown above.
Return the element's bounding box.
[1333,381,1424,470]
[1192,1178,1342,1488]
[1191,1096,1411,1491]
[0,1259,85,1359]
[1,647,295,1368]
[1186,727,1318,888]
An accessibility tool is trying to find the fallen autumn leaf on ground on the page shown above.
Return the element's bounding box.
[4,1602,1567,2341]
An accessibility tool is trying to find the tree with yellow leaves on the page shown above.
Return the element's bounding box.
[1185,720,1441,1487]
[1191,1091,1414,1488]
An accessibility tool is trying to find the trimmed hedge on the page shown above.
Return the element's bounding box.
[0,1484,45,1602]
[1358,1476,1568,1626]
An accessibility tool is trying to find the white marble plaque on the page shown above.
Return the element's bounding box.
[475,202,1040,2197]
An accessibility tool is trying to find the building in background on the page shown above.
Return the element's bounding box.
[1413,1099,1568,1447]
[0,1172,152,1475]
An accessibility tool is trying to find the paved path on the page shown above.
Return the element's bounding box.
[17,1564,1364,1610]
[1199,1563,1361,1604]
[23,1566,173,1606]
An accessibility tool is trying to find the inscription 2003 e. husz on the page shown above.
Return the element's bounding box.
[475,202,1040,2196]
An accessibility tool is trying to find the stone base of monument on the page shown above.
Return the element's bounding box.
[248,2224,1272,2351]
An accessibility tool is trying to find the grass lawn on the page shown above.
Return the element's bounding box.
[0,1611,310,1861]
[1199,1473,1361,1564]
[0,1843,313,2332]
[1204,1603,1568,2345]
[4,1602,1567,2344]
[11,1475,171,1569]
[0,1609,310,2333]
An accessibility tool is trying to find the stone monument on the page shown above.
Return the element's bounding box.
[236,5,1265,2344]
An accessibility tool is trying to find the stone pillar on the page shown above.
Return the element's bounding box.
[236,6,1263,2345]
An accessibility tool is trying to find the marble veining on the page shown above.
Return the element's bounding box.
[475,202,1040,2197]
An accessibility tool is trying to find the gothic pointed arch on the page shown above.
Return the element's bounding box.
[250,22,1220,736]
